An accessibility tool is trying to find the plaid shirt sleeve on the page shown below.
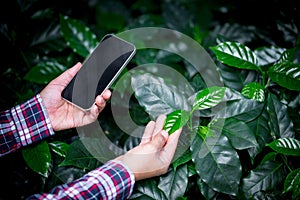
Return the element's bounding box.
[0,94,54,157]
[27,160,135,200]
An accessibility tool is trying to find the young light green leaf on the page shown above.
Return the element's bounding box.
[24,61,67,84]
[210,42,259,71]
[284,168,300,197]
[60,15,98,57]
[241,82,265,102]
[268,62,300,91]
[277,48,296,63]
[267,138,300,156]
[196,126,214,140]
[192,86,226,111]
[22,141,51,178]
[164,110,189,134]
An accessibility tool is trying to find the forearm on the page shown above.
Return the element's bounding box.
[27,160,135,200]
[0,94,54,157]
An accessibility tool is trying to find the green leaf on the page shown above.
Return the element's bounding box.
[164,110,189,134]
[158,165,188,200]
[247,107,273,161]
[191,134,241,196]
[254,46,286,66]
[192,86,226,111]
[241,82,265,102]
[49,141,69,158]
[24,61,67,84]
[172,150,192,171]
[268,62,300,91]
[209,118,258,150]
[242,160,284,199]
[130,179,167,200]
[210,42,260,71]
[277,48,296,63]
[60,15,98,57]
[192,87,244,118]
[131,73,190,118]
[196,126,214,140]
[59,139,102,170]
[267,93,294,138]
[260,152,278,164]
[267,138,300,156]
[284,168,300,197]
[214,98,264,123]
[190,73,206,91]
[217,64,259,91]
[22,141,51,178]
[46,166,86,190]
[197,179,217,200]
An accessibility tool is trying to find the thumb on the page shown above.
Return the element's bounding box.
[150,130,168,149]
[53,62,82,86]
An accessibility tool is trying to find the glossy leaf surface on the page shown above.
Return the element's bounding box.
[191,134,241,196]
[60,15,98,57]
[242,160,284,199]
[241,82,265,102]
[24,61,67,84]
[284,168,300,197]
[210,42,259,71]
[209,118,258,150]
[268,62,300,91]
[22,141,51,178]
[267,138,300,156]
[131,73,189,118]
[164,110,189,134]
[192,86,226,111]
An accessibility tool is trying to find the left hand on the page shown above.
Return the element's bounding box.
[40,62,111,131]
[114,115,182,181]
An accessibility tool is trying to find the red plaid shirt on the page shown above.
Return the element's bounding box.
[0,94,135,199]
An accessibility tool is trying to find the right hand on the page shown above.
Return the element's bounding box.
[114,115,182,181]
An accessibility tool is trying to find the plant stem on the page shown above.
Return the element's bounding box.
[281,155,292,173]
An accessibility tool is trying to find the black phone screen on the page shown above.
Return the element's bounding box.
[61,34,136,111]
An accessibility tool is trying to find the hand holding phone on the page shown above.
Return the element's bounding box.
[61,34,136,111]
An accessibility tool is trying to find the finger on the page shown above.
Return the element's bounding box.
[161,128,182,163]
[153,114,166,136]
[101,90,112,101]
[150,130,168,150]
[140,121,155,145]
[86,104,100,122]
[67,62,82,77]
[95,95,106,111]
[54,62,82,86]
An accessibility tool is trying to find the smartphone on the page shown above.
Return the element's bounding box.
[61,34,136,111]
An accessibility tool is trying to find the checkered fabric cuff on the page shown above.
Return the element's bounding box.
[27,160,135,200]
[11,94,54,147]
